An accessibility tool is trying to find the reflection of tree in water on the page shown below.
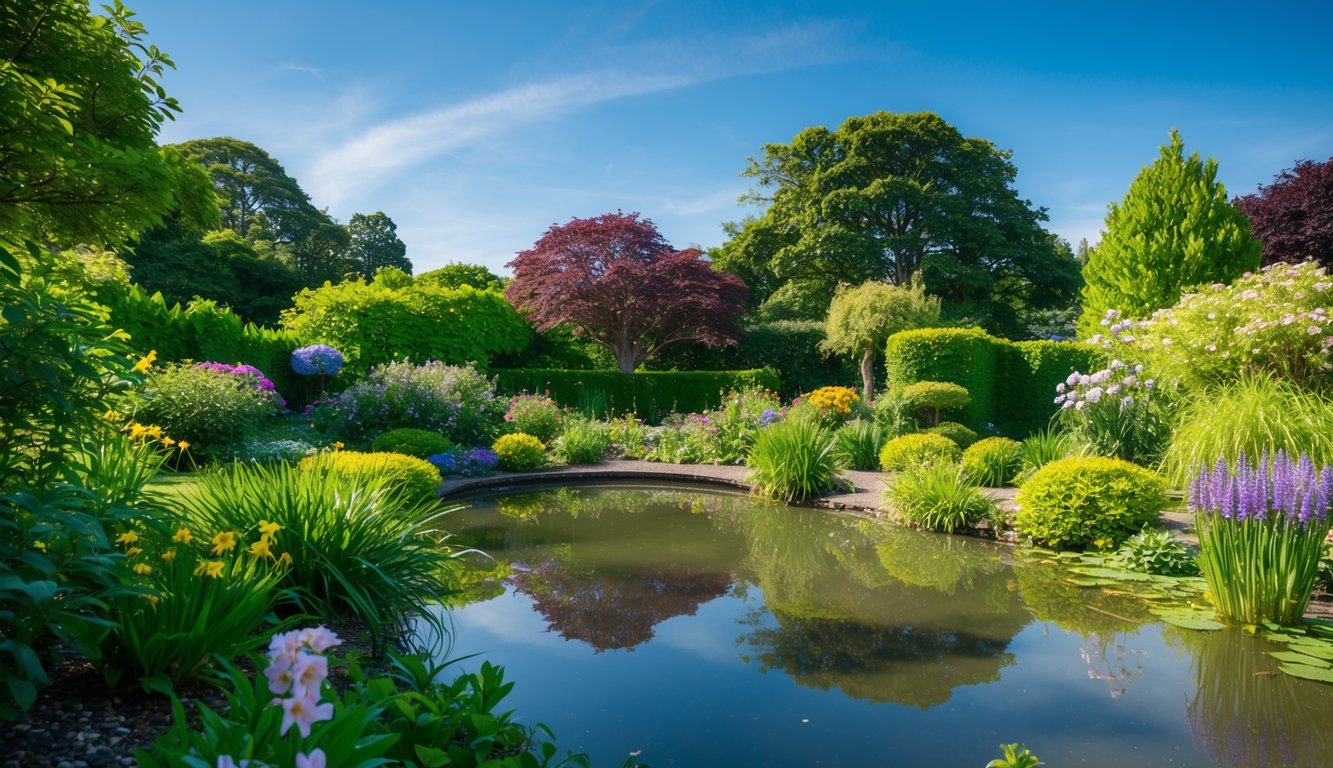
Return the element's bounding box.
[874,528,1005,596]
[1173,627,1333,768]
[1012,560,1154,637]
[1078,633,1146,699]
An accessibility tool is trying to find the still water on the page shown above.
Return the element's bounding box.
[434,486,1333,767]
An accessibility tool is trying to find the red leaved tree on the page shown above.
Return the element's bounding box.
[505,212,747,373]
[1235,157,1333,269]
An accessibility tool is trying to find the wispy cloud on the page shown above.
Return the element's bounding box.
[278,63,325,79]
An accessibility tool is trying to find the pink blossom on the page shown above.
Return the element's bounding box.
[1309,326,1323,335]
[263,655,295,696]
[280,691,334,738]
[296,750,327,768]
[290,651,329,700]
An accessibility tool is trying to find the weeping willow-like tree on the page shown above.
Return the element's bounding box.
[820,278,940,403]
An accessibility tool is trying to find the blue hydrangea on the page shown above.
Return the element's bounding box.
[291,344,345,376]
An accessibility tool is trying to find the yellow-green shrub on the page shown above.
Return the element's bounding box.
[492,433,546,471]
[926,421,978,448]
[878,433,961,471]
[370,428,455,459]
[298,450,440,501]
[962,436,1022,487]
[1014,456,1167,550]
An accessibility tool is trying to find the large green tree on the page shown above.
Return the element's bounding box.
[715,111,1077,337]
[0,0,214,245]
[346,211,410,277]
[1078,130,1260,336]
[821,279,940,402]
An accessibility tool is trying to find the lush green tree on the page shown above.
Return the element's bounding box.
[1079,130,1261,335]
[0,0,215,245]
[415,262,505,292]
[821,279,941,402]
[717,112,1076,337]
[346,211,410,278]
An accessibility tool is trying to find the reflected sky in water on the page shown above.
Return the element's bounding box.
[434,487,1333,768]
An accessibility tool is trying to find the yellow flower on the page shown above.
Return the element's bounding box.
[115,531,140,545]
[248,538,274,559]
[211,531,237,555]
[162,549,176,562]
[144,425,163,439]
[177,441,191,452]
[133,563,152,575]
[331,441,345,451]
[172,528,193,544]
[161,436,176,448]
[193,560,225,578]
[142,594,159,606]
[125,547,142,557]
[101,409,121,421]
[258,520,281,539]
[276,552,293,568]
[128,423,148,440]
[131,349,158,374]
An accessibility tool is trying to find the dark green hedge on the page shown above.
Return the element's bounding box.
[493,368,781,422]
[885,327,1101,437]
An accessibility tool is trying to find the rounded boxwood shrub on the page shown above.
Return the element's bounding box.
[298,450,440,501]
[370,428,455,459]
[492,433,546,471]
[1014,456,1168,550]
[878,432,961,471]
[926,421,978,448]
[901,381,970,409]
[962,436,1023,487]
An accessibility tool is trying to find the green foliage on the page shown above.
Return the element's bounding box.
[370,428,455,460]
[884,463,996,533]
[346,211,409,278]
[1014,456,1168,550]
[281,278,531,377]
[1016,429,1078,485]
[738,321,855,397]
[878,433,961,471]
[299,451,441,503]
[1078,130,1261,335]
[607,416,650,459]
[645,388,782,465]
[556,418,610,465]
[1161,375,1333,488]
[493,433,547,471]
[1053,360,1173,466]
[1196,506,1330,627]
[415,262,505,292]
[504,392,564,443]
[318,360,501,444]
[754,278,835,322]
[174,459,455,653]
[926,421,978,448]
[131,363,278,459]
[822,278,942,400]
[493,368,780,423]
[1111,529,1199,577]
[986,743,1044,768]
[746,415,846,502]
[834,419,885,471]
[871,389,918,437]
[997,339,1105,436]
[901,381,972,411]
[962,437,1023,487]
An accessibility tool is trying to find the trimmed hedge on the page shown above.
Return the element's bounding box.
[493,369,781,423]
[885,327,1101,438]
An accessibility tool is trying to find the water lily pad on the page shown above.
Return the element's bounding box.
[1065,577,1119,587]
[1278,664,1333,684]
[1071,567,1155,582]
[1268,651,1331,666]
[1159,614,1225,631]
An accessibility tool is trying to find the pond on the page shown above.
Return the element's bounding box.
[432,486,1333,768]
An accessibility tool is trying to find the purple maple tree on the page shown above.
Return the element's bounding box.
[505,211,747,373]
[1235,157,1333,269]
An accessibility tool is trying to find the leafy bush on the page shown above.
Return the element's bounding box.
[962,437,1023,487]
[1014,456,1168,550]
[316,360,500,444]
[834,419,884,471]
[1111,529,1199,577]
[607,416,650,459]
[298,450,440,502]
[872,389,917,437]
[132,363,278,458]
[370,428,455,460]
[428,448,500,477]
[1053,359,1171,464]
[1016,428,1079,484]
[798,386,863,426]
[504,392,564,443]
[645,388,783,465]
[746,415,846,502]
[173,459,455,653]
[884,463,996,533]
[926,421,978,448]
[492,433,546,471]
[878,433,961,471]
[556,419,610,464]
[901,381,970,425]
[1160,374,1333,487]
[493,368,780,423]
[997,339,1105,436]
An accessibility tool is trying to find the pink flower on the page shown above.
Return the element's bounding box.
[264,655,294,696]
[296,750,327,768]
[1309,326,1323,335]
[291,651,329,700]
[281,691,334,738]
[300,626,342,653]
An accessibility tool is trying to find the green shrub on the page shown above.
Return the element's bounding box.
[883,463,996,533]
[1016,428,1079,484]
[492,368,780,423]
[1014,456,1168,550]
[746,415,846,502]
[736,320,857,397]
[878,433,961,471]
[492,433,546,471]
[1111,529,1199,577]
[1160,374,1333,487]
[318,360,501,444]
[132,363,277,458]
[556,418,610,464]
[901,381,970,426]
[173,458,455,653]
[371,428,455,459]
[872,389,917,437]
[997,340,1104,436]
[607,416,649,459]
[834,419,884,471]
[298,450,441,502]
[962,437,1023,487]
[927,421,978,448]
[503,392,563,443]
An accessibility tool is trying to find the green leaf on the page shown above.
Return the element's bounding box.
[1158,615,1225,631]
[1278,663,1333,684]
[6,677,37,711]
[1268,651,1330,667]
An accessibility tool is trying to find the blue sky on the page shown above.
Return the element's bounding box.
[136,0,1333,275]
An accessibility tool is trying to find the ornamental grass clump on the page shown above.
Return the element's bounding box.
[746,414,846,502]
[962,437,1023,487]
[834,419,884,471]
[1190,451,1333,625]
[884,463,996,533]
[555,418,610,464]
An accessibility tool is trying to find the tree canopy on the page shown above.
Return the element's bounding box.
[506,212,747,373]
[415,263,505,292]
[346,211,410,277]
[0,0,215,245]
[714,111,1078,337]
[1235,157,1333,270]
[1079,130,1260,335]
[821,279,941,402]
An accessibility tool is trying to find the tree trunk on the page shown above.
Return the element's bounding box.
[614,342,637,374]
[860,347,875,405]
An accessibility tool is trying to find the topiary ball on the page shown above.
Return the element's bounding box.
[961,436,1023,487]
[926,421,978,448]
[1014,456,1167,550]
[901,381,971,411]
[878,432,961,471]
[492,432,547,471]
[371,428,455,459]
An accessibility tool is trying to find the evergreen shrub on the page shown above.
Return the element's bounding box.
[927,421,979,448]
[1014,456,1167,550]
[878,433,961,471]
[370,428,455,460]
[492,433,546,471]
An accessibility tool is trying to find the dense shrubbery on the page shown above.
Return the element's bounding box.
[370,428,455,459]
[493,368,780,423]
[492,433,547,471]
[926,421,978,448]
[555,418,611,464]
[884,464,996,533]
[1014,456,1168,550]
[878,433,961,471]
[901,381,970,425]
[746,414,845,502]
[503,392,564,443]
[131,363,280,458]
[299,450,441,501]
[962,437,1022,486]
[834,420,884,471]
[646,388,781,465]
[315,360,500,444]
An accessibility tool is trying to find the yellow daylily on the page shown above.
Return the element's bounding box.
[133,563,152,576]
[131,349,158,374]
[115,531,140,545]
[162,549,176,562]
[177,440,191,452]
[276,552,293,568]
[248,538,274,559]
[161,436,176,448]
[172,528,193,544]
[211,531,237,555]
[142,594,159,606]
[258,520,281,539]
[193,560,225,578]
[125,547,142,557]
